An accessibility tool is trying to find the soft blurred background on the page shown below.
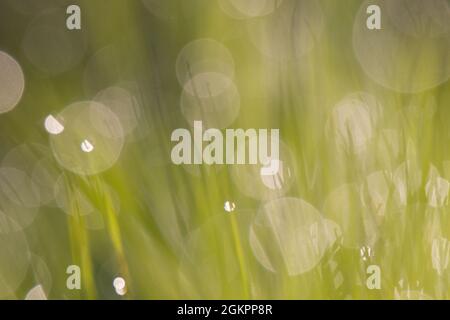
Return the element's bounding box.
[0,0,449,299]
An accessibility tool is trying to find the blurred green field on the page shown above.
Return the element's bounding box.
[0,0,449,299]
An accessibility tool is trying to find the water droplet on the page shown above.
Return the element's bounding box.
[224,201,236,212]
[80,139,94,153]
[44,115,64,135]
[113,277,126,296]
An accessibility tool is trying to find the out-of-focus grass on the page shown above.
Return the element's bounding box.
[0,0,449,299]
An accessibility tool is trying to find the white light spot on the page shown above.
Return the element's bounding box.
[360,245,374,261]
[25,284,47,300]
[113,277,126,296]
[44,115,64,135]
[224,201,236,212]
[81,139,94,153]
[0,51,25,114]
